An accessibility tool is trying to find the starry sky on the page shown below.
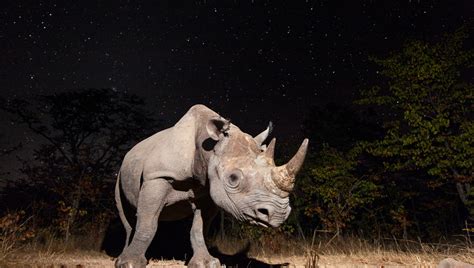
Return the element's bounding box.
[0,0,472,170]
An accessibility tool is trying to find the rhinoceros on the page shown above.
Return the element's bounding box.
[115,104,308,268]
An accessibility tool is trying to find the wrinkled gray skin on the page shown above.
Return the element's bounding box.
[438,258,474,268]
[115,104,308,268]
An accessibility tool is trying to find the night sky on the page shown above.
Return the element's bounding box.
[1,1,472,175]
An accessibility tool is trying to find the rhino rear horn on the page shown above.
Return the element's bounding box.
[285,138,309,177]
[264,138,276,164]
[265,138,276,157]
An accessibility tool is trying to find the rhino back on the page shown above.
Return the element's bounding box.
[142,118,197,180]
[119,115,197,206]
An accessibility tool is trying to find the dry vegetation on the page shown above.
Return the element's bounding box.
[213,232,474,267]
[1,210,473,267]
[3,230,472,267]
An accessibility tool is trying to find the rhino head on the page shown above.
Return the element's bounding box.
[206,118,308,227]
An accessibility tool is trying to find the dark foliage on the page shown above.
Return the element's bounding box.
[1,89,160,239]
[291,28,473,240]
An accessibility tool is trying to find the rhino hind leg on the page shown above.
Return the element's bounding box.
[116,179,172,268]
[188,207,221,268]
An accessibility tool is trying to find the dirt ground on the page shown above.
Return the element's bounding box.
[3,251,472,268]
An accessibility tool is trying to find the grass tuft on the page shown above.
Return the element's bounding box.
[1,225,473,267]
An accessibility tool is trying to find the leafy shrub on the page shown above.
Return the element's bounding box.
[0,211,35,261]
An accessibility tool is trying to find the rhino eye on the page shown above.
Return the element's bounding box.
[227,172,242,188]
[229,174,239,184]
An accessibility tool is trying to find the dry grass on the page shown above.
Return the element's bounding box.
[1,251,186,268]
[1,232,473,267]
[0,211,35,263]
[212,232,473,267]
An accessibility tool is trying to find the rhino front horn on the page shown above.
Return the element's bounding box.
[271,139,309,192]
[285,138,309,177]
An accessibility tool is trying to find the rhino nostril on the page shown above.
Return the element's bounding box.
[257,208,269,217]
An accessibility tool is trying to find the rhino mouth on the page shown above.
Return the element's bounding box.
[243,213,271,228]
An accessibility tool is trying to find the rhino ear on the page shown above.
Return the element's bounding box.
[254,121,273,145]
[206,117,231,141]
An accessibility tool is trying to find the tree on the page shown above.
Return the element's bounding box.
[358,28,474,219]
[299,145,379,235]
[0,135,22,186]
[2,89,159,240]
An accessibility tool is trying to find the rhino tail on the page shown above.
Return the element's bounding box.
[115,171,133,250]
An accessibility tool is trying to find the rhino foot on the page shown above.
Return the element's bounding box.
[115,254,147,268]
[188,255,221,268]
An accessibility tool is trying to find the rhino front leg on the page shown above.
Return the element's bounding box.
[116,179,171,268]
[188,207,221,268]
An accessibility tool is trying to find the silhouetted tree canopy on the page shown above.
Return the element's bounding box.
[293,28,473,240]
[1,89,160,239]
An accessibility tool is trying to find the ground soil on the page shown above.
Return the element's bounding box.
[2,251,470,268]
